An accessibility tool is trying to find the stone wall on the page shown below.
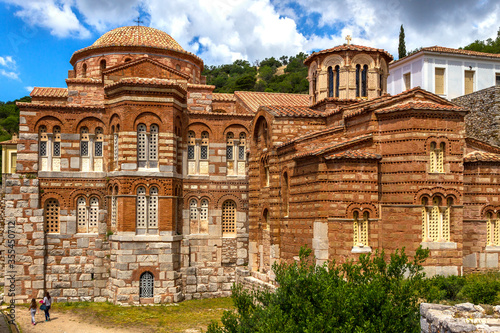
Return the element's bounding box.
[453,85,500,147]
[420,302,500,333]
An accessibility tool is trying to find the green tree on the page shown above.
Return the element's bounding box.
[461,28,500,54]
[208,246,429,333]
[398,25,407,59]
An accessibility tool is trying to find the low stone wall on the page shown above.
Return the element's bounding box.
[420,302,500,333]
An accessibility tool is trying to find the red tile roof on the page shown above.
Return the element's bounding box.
[464,151,500,163]
[325,150,381,160]
[103,57,189,79]
[375,101,465,114]
[17,102,104,111]
[235,91,309,113]
[213,93,236,102]
[393,46,500,65]
[305,44,393,65]
[30,87,68,98]
[66,78,102,84]
[104,77,184,90]
[261,105,325,118]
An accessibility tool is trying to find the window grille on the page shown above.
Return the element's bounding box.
[81,141,89,156]
[113,133,119,165]
[89,197,99,227]
[200,199,208,220]
[200,146,208,160]
[149,125,158,161]
[188,146,195,160]
[190,199,198,220]
[40,141,47,156]
[53,142,61,157]
[361,65,368,97]
[421,198,428,241]
[77,197,87,229]
[335,65,340,97]
[227,146,233,160]
[238,146,245,160]
[222,200,236,235]
[95,142,103,157]
[359,212,369,246]
[137,124,147,161]
[136,186,147,228]
[139,272,154,298]
[328,66,334,98]
[488,213,500,246]
[45,199,60,233]
[148,187,158,228]
[111,193,117,227]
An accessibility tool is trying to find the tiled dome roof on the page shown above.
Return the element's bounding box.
[91,26,184,52]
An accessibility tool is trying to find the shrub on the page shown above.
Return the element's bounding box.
[458,272,500,304]
[208,246,429,333]
[423,275,466,303]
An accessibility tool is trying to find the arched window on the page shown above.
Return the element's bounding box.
[80,127,90,171]
[148,187,158,229]
[199,131,209,175]
[429,142,445,173]
[187,130,210,175]
[136,186,147,231]
[487,212,500,246]
[422,196,451,242]
[187,131,196,175]
[353,211,369,247]
[39,126,49,171]
[77,197,87,233]
[200,199,208,221]
[149,124,159,168]
[139,272,154,298]
[222,200,236,237]
[51,126,61,171]
[226,132,234,162]
[328,66,334,98]
[335,65,340,97]
[361,65,368,97]
[111,186,118,227]
[94,127,103,172]
[100,59,106,74]
[312,71,317,103]
[89,197,99,232]
[45,199,60,234]
[113,125,119,170]
[137,124,147,167]
[82,63,87,78]
[189,199,198,220]
[283,172,289,216]
[356,64,361,97]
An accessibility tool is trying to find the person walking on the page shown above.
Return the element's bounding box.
[29,298,37,325]
[42,291,52,321]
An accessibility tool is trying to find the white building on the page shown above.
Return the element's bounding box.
[388,46,500,100]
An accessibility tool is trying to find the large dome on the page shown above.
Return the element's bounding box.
[91,26,184,52]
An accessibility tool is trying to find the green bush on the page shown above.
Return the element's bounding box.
[458,272,500,304]
[208,246,429,333]
[423,275,466,303]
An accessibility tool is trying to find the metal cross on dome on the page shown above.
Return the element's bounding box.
[345,35,352,45]
[134,16,144,26]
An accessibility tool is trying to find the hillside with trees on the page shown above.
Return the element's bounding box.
[202,52,309,94]
[0,96,29,141]
[461,28,500,53]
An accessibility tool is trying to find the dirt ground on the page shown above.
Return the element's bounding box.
[16,307,136,333]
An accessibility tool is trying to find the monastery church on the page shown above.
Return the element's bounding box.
[4,26,500,304]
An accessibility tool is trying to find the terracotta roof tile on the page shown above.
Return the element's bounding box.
[375,101,465,114]
[464,151,500,163]
[235,91,309,113]
[305,44,393,64]
[65,78,102,84]
[30,87,68,98]
[262,105,325,117]
[325,150,381,160]
[104,77,184,91]
[103,57,189,79]
[213,93,236,102]
[187,83,216,90]
[17,102,104,110]
[393,46,500,65]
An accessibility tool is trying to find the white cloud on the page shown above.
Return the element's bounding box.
[0,55,20,80]
[25,86,34,92]
[0,69,19,80]
[3,0,90,38]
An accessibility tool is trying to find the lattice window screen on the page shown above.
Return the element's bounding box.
[428,204,440,241]
[45,199,60,233]
[148,187,158,228]
[226,146,233,160]
[488,215,493,245]
[89,197,99,227]
[77,197,87,229]
[442,206,450,242]
[495,215,500,246]
[353,214,359,246]
[114,133,119,165]
[359,213,369,246]
[436,143,445,173]
[429,142,437,173]
[422,206,428,241]
[140,272,154,298]
[81,141,89,157]
[95,142,103,157]
[137,124,147,161]
[136,187,147,228]
[149,125,158,161]
[111,195,117,227]
[190,199,198,220]
[200,199,208,220]
[238,146,245,160]
[53,142,61,157]
[222,200,236,235]
[188,146,195,160]
[40,141,47,156]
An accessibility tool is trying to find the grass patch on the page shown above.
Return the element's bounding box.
[52,297,234,332]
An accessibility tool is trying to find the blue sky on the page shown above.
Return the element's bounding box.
[0,0,499,102]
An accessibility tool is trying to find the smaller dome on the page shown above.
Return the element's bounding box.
[91,26,184,52]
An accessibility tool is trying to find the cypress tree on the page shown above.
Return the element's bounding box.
[398,25,407,59]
